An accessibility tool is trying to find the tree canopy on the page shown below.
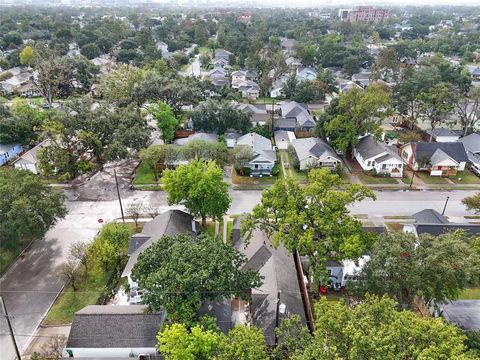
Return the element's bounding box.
[162,159,231,227]
[131,233,263,323]
[148,102,178,144]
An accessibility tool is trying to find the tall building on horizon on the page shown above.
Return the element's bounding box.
[346,6,389,23]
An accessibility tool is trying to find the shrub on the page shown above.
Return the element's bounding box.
[271,164,280,176]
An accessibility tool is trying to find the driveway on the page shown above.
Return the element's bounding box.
[0,185,478,360]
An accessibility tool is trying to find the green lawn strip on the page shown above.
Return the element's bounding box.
[384,215,414,220]
[465,215,480,219]
[0,238,34,275]
[253,97,275,105]
[449,171,480,184]
[458,287,480,300]
[415,172,449,184]
[43,266,112,325]
[133,162,161,185]
[358,173,398,184]
[197,46,210,55]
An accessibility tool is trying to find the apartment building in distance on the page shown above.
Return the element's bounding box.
[346,6,389,23]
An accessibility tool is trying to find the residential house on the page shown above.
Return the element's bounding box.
[354,135,404,177]
[0,143,22,166]
[232,224,308,345]
[225,132,241,148]
[400,57,417,68]
[210,74,229,87]
[280,101,317,132]
[156,40,169,54]
[352,71,371,89]
[236,81,260,100]
[458,132,480,167]
[467,65,480,81]
[212,57,230,69]
[280,38,297,53]
[90,55,116,74]
[291,137,342,171]
[236,133,276,176]
[403,208,480,237]
[274,118,297,132]
[173,132,218,146]
[425,128,460,143]
[214,49,233,63]
[274,130,296,150]
[65,305,166,358]
[270,74,289,98]
[0,67,37,97]
[436,301,480,331]
[237,103,270,126]
[400,142,468,176]
[13,139,50,175]
[210,67,228,78]
[338,80,363,93]
[326,256,371,288]
[285,57,302,71]
[231,70,258,86]
[296,67,317,82]
[121,210,198,303]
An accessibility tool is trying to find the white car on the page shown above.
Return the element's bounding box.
[471,164,480,177]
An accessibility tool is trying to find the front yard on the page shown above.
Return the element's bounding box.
[357,173,399,184]
[449,170,480,184]
[415,171,449,184]
[231,167,279,185]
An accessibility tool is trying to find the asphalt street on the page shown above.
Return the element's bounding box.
[0,187,478,360]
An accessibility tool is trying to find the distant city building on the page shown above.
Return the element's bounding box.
[346,6,389,24]
[338,9,350,20]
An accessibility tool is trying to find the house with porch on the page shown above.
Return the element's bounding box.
[400,142,468,176]
[235,133,276,176]
[291,137,342,171]
[353,135,404,177]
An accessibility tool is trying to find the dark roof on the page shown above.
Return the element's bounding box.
[362,226,387,234]
[426,128,459,139]
[196,300,233,333]
[128,234,151,255]
[414,223,480,236]
[412,142,468,163]
[441,300,480,330]
[66,305,166,348]
[355,135,386,159]
[235,229,307,346]
[412,209,448,224]
[274,118,296,129]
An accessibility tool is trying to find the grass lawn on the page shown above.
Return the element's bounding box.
[449,170,480,184]
[254,97,276,105]
[133,162,161,185]
[206,219,234,241]
[358,173,398,184]
[459,287,480,300]
[43,264,115,325]
[232,169,278,185]
[415,172,449,184]
[197,46,210,55]
[0,244,27,275]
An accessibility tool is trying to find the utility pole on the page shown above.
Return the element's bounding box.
[114,169,125,223]
[442,196,450,216]
[1,295,21,360]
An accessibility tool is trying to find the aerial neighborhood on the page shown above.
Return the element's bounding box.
[1,3,480,360]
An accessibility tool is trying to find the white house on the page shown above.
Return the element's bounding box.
[426,128,460,143]
[65,305,166,358]
[236,133,276,176]
[296,67,317,82]
[274,130,296,150]
[459,133,480,167]
[291,137,341,171]
[354,135,404,177]
[327,256,371,288]
[13,139,50,175]
[400,142,468,176]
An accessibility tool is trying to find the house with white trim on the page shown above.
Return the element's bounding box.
[291,137,342,171]
[353,135,404,177]
[236,133,276,176]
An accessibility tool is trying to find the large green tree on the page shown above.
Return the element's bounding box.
[317,84,390,155]
[243,168,376,287]
[132,233,262,322]
[162,159,230,227]
[463,193,480,214]
[298,295,477,360]
[98,64,145,104]
[351,231,480,309]
[149,102,178,143]
[190,100,252,134]
[0,168,67,267]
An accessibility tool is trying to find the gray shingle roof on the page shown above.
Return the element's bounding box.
[355,135,386,159]
[459,133,480,154]
[412,209,449,224]
[441,300,480,330]
[414,223,480,236]
[196,300,233,333]
[66,305,166,348]
[122,210,197,277]
[426,128,459,138]
[412,142,468,164]
[291,137,340,162]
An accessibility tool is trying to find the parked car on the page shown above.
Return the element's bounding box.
[471,163,480,177]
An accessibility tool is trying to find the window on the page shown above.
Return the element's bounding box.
[367,161,371,166]
[382,164,387,169]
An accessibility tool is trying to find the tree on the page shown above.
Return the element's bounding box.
[80,43,100,60]
[293,80,317,103]
[397,130,422,144]
[0,168,67,255]
[162,159,231,227]
[191,100,252,134]
[194,23,209,46]
[149,102,178,143]
[313,67,337,100]
[199,53,211,69]
[371,47,400,82]
[69,241,90,273]
[19,45,33,65]
[233,144,255,175]
[319,84,390,155]
[243,168,376,288]
[351,231,480,309]
[98,64,145,104]
[131,233,262,322]
[416,82,454,142]
[90,223,130,268]
[216,325,268,360]
[139,145,169,181]
[126,201,145,228]
[158,323,218,360]
[463,193,480,213]
[272,315,313,360]
[133,75,204,115]
[452,86,480,136]
[58,260,80,291]
[282,74,298,99]
[298,295,476,360]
